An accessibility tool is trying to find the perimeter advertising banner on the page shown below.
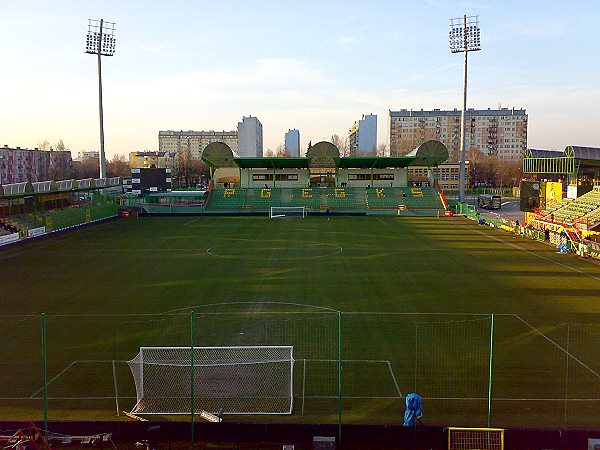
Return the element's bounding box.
[27,226,46,238]
[0,232,20,246]
[541,181,563,209]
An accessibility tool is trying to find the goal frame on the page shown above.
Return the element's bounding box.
[448,427,504,450]
[269,206,306,219]
[129,345,295,415]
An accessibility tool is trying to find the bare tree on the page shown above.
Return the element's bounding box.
[265,148,275,157]
[275,144,286,157]
[55,139,67,152]
[377,143,388,157]
[37,139,51,151]
[77,157,100,179]
[330,134,349,156]
[106,154,130,178]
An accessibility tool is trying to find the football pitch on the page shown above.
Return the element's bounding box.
[1,215,600,429]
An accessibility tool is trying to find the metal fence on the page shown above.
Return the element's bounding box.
[2,311,600,436]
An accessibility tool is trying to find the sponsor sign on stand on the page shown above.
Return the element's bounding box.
[0,233,20,246]
[28,226,46,238]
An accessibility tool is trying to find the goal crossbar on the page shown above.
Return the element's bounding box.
[128,346,294,415]
[269,206,306,218]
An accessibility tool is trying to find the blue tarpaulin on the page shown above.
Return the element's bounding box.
[403,393,423,426]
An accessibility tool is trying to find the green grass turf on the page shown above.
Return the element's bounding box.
[1,215,600,428]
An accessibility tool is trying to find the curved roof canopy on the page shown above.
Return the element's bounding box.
[565,146,600,161]
[405,140,449,166]
[203,140,449,169]
[202,142,239,168]
[525,149,563,159]
[306,141,340,159]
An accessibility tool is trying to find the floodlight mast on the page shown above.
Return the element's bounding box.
[85,19,116,179]
[449,15,481,204]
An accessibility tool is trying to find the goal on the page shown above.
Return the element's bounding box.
[127,346,294,415]
[448,427,504,450]
[270,206,306,218]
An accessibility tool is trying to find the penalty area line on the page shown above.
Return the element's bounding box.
[29,359,129,399]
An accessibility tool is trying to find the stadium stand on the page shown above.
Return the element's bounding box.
[204,187,444,214]
[540,188,600,223]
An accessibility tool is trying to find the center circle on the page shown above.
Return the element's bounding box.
[206,241,342,260]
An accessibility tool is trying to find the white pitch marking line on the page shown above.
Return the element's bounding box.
[302,359,306,416]
[465,224,600,283]
[376,217,388,226]
[386,361,403,398]
[183,217,203,226]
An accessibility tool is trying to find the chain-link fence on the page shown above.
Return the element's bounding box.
[2,311,600,433]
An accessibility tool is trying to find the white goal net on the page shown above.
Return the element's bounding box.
[269,206,306,218]
[127,346,294,415]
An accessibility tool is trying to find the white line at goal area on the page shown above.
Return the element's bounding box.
[269,206,306,218]
[128,346,294,415]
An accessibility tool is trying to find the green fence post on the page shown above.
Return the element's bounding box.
[338,311,342,445]
[487,313,495,427]
[41,313,48,439]
[190,311,195,445]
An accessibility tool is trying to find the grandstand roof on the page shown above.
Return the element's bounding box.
[337,156,414,168]
[524,149,564,159]
[565,146,600,162]
[204,140,449,169]
[523,146,600,174]
[0,178,121,198]
[233,157,311,169]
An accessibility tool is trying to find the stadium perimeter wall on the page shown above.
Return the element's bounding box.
[18,421,600,449]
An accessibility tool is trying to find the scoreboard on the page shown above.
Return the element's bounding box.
[131,168,172,195]
[520,181,540,212]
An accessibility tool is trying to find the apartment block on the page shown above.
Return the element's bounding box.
[284,129,300,157]
[389,108,527,161]
[74,150,99,162]
[349,114,377,155]
[158,130,239,160]
[129,151,176,169]
[0,145,72,184]
[238,116,263,157]
[407,162,469,190]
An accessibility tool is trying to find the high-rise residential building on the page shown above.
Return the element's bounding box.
[389,108,528,161]
[348,114,377,155]
[238,116,263,157]
[158,130,239,159]
[129,151,176,169]
[0,145,72,184]
[284,129,300,157]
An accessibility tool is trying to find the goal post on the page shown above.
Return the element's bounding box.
[448,427,504,450]
[269,206,306,218]
[127,346,294,415]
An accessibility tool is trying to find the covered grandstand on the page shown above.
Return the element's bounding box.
[521,146,600,254]
[0,177,121,245]
[523,146,600,185]
[201,140,450,215]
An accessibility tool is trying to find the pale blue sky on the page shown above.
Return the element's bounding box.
[1,0,599,157]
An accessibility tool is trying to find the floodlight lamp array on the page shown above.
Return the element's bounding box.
[85,19,116,56]
[449,16,481,53]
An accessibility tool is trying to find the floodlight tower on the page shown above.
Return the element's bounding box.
[85,19,116,179]
[449,15,481,204]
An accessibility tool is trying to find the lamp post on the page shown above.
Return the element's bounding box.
[449,15,481,204]
[85,19,116,179]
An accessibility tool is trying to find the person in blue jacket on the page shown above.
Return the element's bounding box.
[403,393,423,427]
